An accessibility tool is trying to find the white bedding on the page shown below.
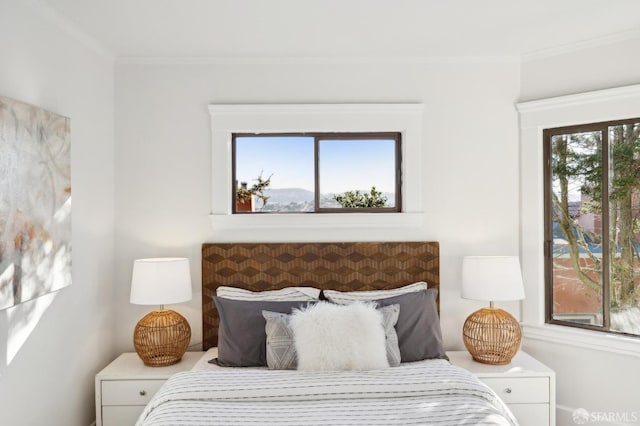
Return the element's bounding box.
[136,350,518,426]
[190,347,224,371]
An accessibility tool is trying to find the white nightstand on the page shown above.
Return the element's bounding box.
[95,352,203,426]
[448,350,556,426]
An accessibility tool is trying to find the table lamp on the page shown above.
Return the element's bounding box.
[461,256,525,365]
[130,257,192,367]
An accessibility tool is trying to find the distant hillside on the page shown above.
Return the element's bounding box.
[264,188,314,204]
[258,188,314,212]
[255,188,395,211]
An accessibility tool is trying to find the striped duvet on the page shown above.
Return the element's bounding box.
[136,361,518,425]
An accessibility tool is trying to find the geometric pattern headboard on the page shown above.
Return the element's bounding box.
[202,241,439,350]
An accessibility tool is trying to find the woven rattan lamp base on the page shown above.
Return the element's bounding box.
[462,307,521,365]
[133,309,191,367]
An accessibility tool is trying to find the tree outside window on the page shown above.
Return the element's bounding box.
[545,118,640,336]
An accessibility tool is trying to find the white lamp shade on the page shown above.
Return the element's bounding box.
[130,258,192,305]
[461,256,525,302]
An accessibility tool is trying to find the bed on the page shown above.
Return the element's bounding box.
[135,242,517,426]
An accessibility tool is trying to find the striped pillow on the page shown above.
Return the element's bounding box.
[322,282,427,305]
[216,286,320,301]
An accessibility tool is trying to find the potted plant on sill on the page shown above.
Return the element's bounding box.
[235,173,272,212]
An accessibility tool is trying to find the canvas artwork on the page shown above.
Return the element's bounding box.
[0,96,71,310]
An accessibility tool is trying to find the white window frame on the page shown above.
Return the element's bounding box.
[517,84,640,358]
[208,103,424,233]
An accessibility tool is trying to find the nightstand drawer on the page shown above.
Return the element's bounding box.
[102,379,165,405]
[509,404,550,426]
[481,377,549,403]
[102,405,145,426]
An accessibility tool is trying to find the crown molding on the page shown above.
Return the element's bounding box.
[115,55,519,66]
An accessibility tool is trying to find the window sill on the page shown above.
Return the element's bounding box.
[522,323,640,359]
[208,212,424,231]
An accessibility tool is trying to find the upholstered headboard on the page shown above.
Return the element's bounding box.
[202,241,439,350]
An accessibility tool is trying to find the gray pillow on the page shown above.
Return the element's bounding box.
[212,297,315,367]
[374,289,448,362]
[262,304,401,370]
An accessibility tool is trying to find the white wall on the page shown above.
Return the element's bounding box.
[114,59,521,354]
[0,2,115,425]
[520,40,640,426]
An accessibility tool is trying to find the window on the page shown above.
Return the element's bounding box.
[208,103,424,236]
[544,117,640,337]
[232,132,401,213]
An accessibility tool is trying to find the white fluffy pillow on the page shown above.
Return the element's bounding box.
[289,301,389,371]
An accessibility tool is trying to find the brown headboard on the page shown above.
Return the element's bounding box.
[202,241,439,350]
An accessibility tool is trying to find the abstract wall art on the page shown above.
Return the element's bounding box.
[0,96,71,310]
